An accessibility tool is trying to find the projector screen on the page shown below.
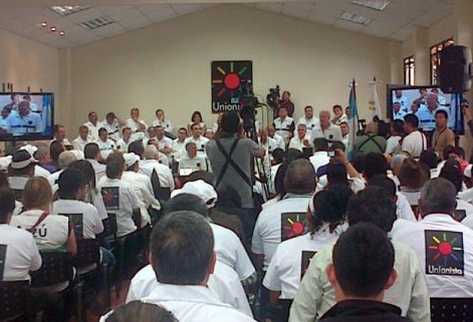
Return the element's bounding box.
[0,92,54,141]
[386,85,464,134]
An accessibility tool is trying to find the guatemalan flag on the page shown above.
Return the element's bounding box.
[348,79,358,158]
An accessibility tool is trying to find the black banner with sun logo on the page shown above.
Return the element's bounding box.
[211,60,253,113]
[425,230,464,276]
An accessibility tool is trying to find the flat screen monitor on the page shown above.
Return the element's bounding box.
[0,92,54,141]
[386,85,463,134]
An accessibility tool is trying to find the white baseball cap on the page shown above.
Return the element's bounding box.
[124,153,140,168]
[19,144,38,157]
[171,180,218,208]
[0,156,12,171]
[464,164,472,178]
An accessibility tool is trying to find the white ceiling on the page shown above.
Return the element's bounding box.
[0,0,455,48]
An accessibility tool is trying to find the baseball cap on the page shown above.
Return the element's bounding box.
[124,153,140,168]
[171,180,217,208]
[11,150,37,170]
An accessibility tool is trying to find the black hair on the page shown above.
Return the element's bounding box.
[106,301,177,322]
[150,211,214,285]
[191,111,203,123]
[377,120,389,138]
[84,142,100,160]
[286,148,304,163]
[164,193,209,217]
[420,149,439,169]
[220,111,240,135]
[347,186,397,233]
[435,109,449,119]
[326,160,349,187]
[310,185,352,234]
[313,138,329,152]
[366,175,396,198]
[332,223,395,297]
[98,128,108,136]
[439,158,463,193]
[0,187,16,224]
[58,168,87,199]
[330,141,346,152]
[128,140,145,158]
[105,152,125,179]
[399,158,429,189]
[363,153,388,180]
[391,119,405,136]
[272,148,286,164]
[50,140,65,163]
[403,114,419,128]
[69,160,97,191]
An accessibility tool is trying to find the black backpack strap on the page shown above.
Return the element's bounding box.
[357,135,384,154]
[215,139,253,189]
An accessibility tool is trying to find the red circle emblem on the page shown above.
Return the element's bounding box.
[438,242,453,256]
[224,73,241,90]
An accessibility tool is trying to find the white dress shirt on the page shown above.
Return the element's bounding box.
[121,261,254,322]
[391,213,473,298]
[311,124,342,142]
[252,194,312,270]
[385,136,401,155]
[263,227,344,299]
[87,159,106,183]
[97,177,139,237]
[83,121,100,141]
[126,119,148,141]
[139,160,175,191]
[52,199,104,239]
[401,130,427,158]
[270,134,286,151]
[396,192,417,222]
[288,135,312,151]
[152,119,173,134]
[116,137,133,153]
[297,117,320,133]
[185,136,209,159]
[456,199,473,231]
[309,151,330,174]
[172,139,187,161]
[178,155,209,174]
[0,224,42,281]
[34,165,51,178]
[100,120,121,142]
[97,139,115,160]
[72,137,90,153]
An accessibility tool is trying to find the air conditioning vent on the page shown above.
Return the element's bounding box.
[79,16,116,30]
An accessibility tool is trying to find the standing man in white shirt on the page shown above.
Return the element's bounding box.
[309,138,331,174]
[392,178,473,298]
[126,108,147,141]
[273,106,295,144]
[101,112,123,142]
[401,114,427,158]
[84,111,100,141]
[72,125,91,153]
[289,124,312,151]
[109,211,255,322]
[297,105,320,133]
[185,123,209,159]
[311,111,343,143]
[152,109,173,135]
[339,122,350,149]
[172,127,188,162]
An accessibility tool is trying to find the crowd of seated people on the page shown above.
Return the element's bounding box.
[1,102,473,322]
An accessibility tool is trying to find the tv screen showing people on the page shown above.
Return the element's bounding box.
[388,86,463,133]
[0,92,54,140]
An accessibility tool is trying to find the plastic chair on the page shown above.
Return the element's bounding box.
[431,297,473,322]
[0,281,33,321]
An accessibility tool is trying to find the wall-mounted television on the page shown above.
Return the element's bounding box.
[0,92,54,141]
[386,85,464,134]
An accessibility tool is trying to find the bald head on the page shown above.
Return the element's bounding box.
[144,145,160,160]
[284,159,316,194]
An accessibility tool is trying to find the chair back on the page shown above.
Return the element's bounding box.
[100,213,117,240]
[31,252,73,288]
[61,213,84,239]
[0,280,31,321]
[74,238,100,269]
[431,297,473,322]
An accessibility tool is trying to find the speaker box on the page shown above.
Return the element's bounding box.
[439,45,472,94]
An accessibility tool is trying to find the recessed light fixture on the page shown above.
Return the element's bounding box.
[352,0,391,11]
[50,26,57,32]
[50,5,91,16]
[41,21,47,27]
[59,31,65,36]
[340,11,372,25]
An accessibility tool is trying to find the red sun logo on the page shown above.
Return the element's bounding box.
[224,73,241,90]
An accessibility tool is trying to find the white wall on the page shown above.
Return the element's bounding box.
[67,4,393,132]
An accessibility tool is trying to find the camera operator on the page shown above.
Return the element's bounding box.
[206,111,265,240]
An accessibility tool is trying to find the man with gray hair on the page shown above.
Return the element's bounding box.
[139,145,175,196]
[47,150,81,188]
[391,177,473,298]
[311,110,342,143]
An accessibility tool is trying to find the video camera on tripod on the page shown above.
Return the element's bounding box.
[266,85,280,112]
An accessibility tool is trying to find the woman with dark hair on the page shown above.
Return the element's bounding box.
[398,158,429,207]
[263,185,352,320]
[49,140,65,173]
[188,110,206,133]
[420,149,440,178]
[68,159,108,221]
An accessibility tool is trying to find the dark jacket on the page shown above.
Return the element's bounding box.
[319,299,411,322]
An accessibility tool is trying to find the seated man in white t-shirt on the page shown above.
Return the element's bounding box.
[97,127,116,160]
[172,127,188,162]
[253,159,315,272]
[273,106,295,144]
[72,125,91,153]
[288,124,312,152]
[263,186,352,320]
[53,168,104,240]
[297,105,320,133]
[98,152,139,238]
[311,111,342,143]
[179,142,209,175]
[140,145,175,192]
[126,108,148,142]
[155,125,173,156]
[101,211,255,322]
[0,186,42,281]
[116,127,134,153]
[267,126,286,151]
[185,123,209,159]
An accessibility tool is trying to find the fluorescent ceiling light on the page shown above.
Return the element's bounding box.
[351,0,391,11]
[79,16,116,30]
[50,5,91,16]
[340,11,372,25]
